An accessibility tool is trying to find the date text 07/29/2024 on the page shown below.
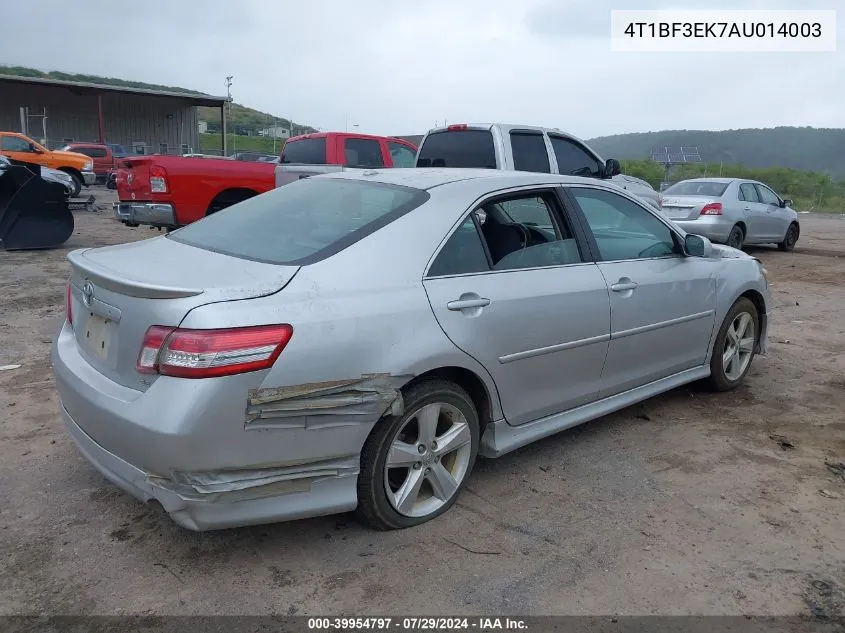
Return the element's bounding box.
[307,617,528,631]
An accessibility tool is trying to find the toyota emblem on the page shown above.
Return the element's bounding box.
[82,281,95,307]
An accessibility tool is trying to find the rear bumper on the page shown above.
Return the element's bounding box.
[62,408,358,531]
[51,320,365,531]
[672,216,734,243]
[82,171,97,186]
[113,201,176,226]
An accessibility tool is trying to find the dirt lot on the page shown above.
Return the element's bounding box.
[1,188,844,617]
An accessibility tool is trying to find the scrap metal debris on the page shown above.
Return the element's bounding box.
[818,489,842,500]
[824,460,845,481]
[769,434,796,450]
[0,364,21,371]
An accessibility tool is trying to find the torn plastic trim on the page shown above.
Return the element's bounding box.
[245,373,409,430]
[147,455,359,499]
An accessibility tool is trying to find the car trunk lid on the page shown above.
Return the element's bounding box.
[67,236,299,390]
[660,195,718,221]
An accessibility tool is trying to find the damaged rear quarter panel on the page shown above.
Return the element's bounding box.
[177,211,503,464]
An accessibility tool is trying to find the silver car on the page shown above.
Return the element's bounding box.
[660,178,800,251]
[53,169,771,531]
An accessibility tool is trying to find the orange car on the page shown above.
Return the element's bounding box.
[0,132,96,195]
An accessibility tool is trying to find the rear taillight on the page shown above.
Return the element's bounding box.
[447,124,468,131]
[66,283,73,326]
[136,324,293,378]
[700,202,723,216]
[149,165,168,193]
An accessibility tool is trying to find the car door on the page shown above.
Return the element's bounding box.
[565,185,717,398]
[423,188,611,426]
[737,181,769,242]
[754,183,788,240]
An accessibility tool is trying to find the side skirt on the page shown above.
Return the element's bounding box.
[479,365,711,458]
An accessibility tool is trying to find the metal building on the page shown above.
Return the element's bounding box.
[0,74,228,155]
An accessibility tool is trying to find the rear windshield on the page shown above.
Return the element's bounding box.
[280,138,326,164]
[416,130,496,168]
[664,181,729,197]
[168,178,429,265]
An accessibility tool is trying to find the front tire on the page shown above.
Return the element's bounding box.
[63,171,82,197]
[356,379,479,530]
[778,222,799,252]
[727,224,745,250]
[708,297,759,392]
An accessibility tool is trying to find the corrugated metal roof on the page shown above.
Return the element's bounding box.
[0,74,227,106]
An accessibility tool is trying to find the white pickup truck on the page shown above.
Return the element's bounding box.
[414,123,661,209]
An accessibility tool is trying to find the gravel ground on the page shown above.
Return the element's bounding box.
[1,188,843,617]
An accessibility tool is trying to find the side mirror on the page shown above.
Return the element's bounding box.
[684,234,713,258]
[29,144,43,154]
[605,158,621,177]
[780,198,792,208]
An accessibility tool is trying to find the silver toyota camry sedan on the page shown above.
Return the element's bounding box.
[660,177,800,251]
[53,169,771,531]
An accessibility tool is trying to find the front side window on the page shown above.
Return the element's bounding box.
[1,136,34,152]
[344,138,384,168]
[755,184,780,205]
[548,136,602,178]
[169,178,429,265]
[387,142,416,168]
[510,132,550,173]
[570,187,677,261]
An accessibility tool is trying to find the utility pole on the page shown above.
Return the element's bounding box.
[224,75,233,156]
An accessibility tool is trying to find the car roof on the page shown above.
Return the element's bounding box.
[674,177,739,184]
[321,167,620,191]
[423,123,585,140]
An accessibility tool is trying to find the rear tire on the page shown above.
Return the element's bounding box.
[778,222,799,252]
[727,224,745,250]
[708,297,759,392]
[356,379,479,530]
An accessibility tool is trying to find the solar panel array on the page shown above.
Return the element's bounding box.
[650,146,702,164]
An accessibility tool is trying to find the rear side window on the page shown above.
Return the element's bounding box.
[427,216,490,277]
[738,183,759,202]
[168,178,429,265]
[416,130,496,168]
[76,147,107,158]
[549,136,603,178]
[510,132,550,173]
[280,138,327,164]
[344,138,384,168]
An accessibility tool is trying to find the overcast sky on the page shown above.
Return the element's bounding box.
[1,0,842,138]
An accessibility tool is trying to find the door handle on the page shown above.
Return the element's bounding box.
[447,297,491,311]
[610,280,638,292]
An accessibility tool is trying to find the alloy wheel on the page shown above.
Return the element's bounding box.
[722,311,756,381]
[383,401,473,518]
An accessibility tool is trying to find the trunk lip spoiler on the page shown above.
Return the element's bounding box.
[68,249,204,299]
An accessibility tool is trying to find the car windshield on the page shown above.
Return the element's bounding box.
[416,130,497,168]
[664,181,729,197]
[168,177,429,265]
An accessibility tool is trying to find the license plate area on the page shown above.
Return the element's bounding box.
[84,314,112,360]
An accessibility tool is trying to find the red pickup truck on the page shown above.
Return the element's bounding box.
[113,132,418,230]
